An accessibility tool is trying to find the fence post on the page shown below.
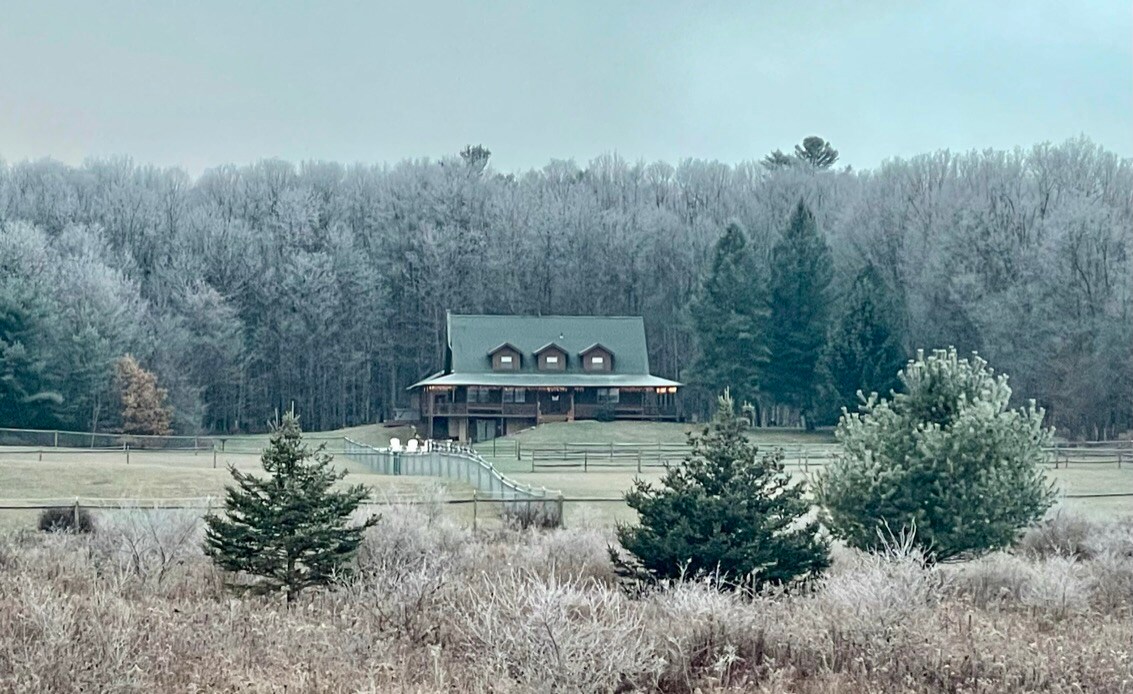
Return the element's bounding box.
[557,493,565,529]
[472,490,478,531]
[516,441,521,461]
[609,441,613,460]
[53,431,59,448]
[125,444,130,465]
[584,451,588,473]
[637,450,642,474]
[213,449,218,469]
[73,499,80,528]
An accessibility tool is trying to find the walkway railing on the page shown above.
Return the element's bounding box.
[343,438,559,503]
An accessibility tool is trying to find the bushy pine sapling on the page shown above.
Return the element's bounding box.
[815,348,1056,561]
[204,411,378,602]
[614,391,829,592]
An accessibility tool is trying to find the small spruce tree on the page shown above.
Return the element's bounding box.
[115,354,173,436]
[815,348,1056,561]
[204,411,378,602]
[615,391,829,591]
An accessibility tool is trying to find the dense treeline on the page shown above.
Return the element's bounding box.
[0,138,1130,437]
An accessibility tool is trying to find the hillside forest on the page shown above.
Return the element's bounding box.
[0,137,1129,438]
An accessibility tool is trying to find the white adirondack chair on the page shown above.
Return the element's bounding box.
[406,438,419,453]
[389,437,402,452]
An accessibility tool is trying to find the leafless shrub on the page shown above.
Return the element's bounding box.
[1018,511,1096,558]
[449,568,661,692]
[1085,550,1133,613]
[813,543,937,632]
[1019,554,1091,618]
[501,499,562,530]
[90,506,203,590]
[945,551,1032,607]
[37,506,95,534]
[1083,517,1133,558]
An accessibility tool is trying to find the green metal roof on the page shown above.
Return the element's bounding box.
[408,314,682,390]
[450,314,653,374]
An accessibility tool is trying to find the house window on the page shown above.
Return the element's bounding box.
[502,388,526,403]
[468,387,493,403]
[499,354,514,369]
[597,388,620,404]
[591,355,604,366]
[546,355,559,365]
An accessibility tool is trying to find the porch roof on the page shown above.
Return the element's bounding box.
[409,372,681,390]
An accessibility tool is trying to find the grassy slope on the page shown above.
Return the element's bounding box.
[0,429,467,528]
[497,420,835,446]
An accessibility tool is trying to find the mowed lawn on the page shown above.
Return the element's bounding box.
[487,422,1133,525]
[509,464,1133,527]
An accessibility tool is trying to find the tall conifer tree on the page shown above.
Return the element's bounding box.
[766,200,833,426]
[821,263,907,417]
[689,223,769,408]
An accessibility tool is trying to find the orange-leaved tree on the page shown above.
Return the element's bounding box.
[115,354,173,436]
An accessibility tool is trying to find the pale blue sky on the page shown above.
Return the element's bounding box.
[1,1,1129,175]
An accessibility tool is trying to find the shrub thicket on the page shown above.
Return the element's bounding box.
[816,347,1056,561]
[37,505,94,534]
[615,391,829,591]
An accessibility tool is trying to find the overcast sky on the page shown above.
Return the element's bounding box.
[1,1,1129,176]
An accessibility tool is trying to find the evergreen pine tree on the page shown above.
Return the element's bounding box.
[115,354,174,436]
[820,263,907,419]
[0,297,61,428]
[689,222,769,409]
[815,348,1056,561]
[615,391,829,591]
[793,136,839,169]
[204,411,378,602]
[765,199,833,426]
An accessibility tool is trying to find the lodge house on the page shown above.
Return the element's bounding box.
[410,314,682,442]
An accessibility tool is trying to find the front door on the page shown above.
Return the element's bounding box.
[536,390,570,416]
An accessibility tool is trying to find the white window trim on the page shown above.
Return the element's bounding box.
[546,355,559,364]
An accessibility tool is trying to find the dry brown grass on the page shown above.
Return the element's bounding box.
[0,507,1130,692]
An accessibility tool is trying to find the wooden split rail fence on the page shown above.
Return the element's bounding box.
[477,440,1133,473]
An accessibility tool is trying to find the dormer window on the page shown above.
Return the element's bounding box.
[580,343,613,372]
[534,342,567,371]
[488,343,522,371]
